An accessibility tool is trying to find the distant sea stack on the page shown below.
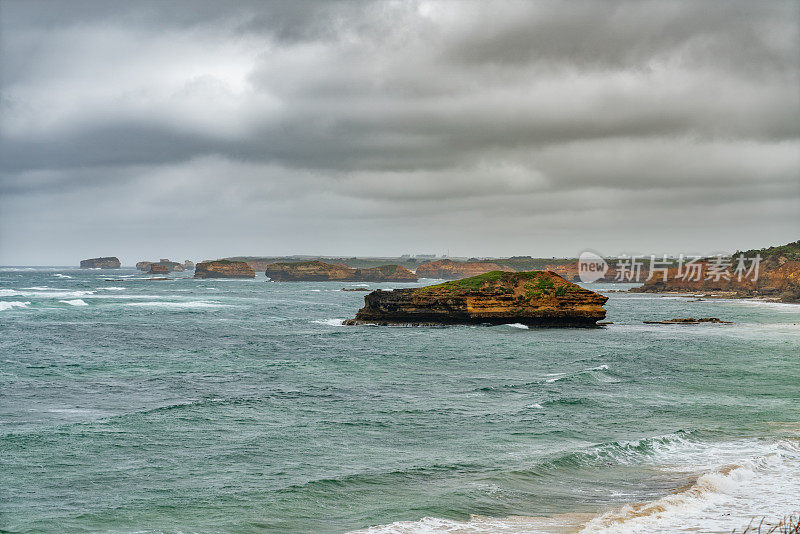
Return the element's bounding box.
[345,271,608,326]
[80,257,121,269]
[265,260,417,282]
[136,259,185,272]
[415,259,515,280]
[147,263,170,275]
[194,260,255,279]
[631,240,800,303]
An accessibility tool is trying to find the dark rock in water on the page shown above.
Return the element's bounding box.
[344,270,608,327]
[643,317,731,325]
[266,260,417,282]
[194,260,255,279]
[80,257,121,269]
[342,287,370,291]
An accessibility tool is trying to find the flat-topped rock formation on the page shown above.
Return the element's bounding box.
[80,257,121,269]
[266,260,417,282]
[137,259,185,272]
[345,270,608,326]
[415,259,515,280]
[352,264,418,282]
[147,264,170,275]
[194,260,255,279]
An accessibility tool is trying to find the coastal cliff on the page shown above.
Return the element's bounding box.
[345,270,608,326]
[631,240,800,302]
[194,260,255,279]
[80,257,121,269]
[415,259,515,279]
[266,261,417,282]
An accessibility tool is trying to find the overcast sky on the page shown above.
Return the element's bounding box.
[1,0,798,265]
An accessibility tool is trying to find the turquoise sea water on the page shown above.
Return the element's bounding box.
[1,267,798,533]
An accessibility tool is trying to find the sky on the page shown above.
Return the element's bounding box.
[1,0,798,265]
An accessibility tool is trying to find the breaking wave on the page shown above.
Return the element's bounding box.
[0,301,30,311]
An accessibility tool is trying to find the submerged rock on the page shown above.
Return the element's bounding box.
[415,259,514,280]
[344,270,608,326]
[266,260,417,282]
[643,317,731,324]
[194,260,255,279]
[80,257,121,269]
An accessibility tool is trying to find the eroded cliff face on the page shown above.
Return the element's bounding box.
[352,265,417,282]
[415,259,515,280]
[266,261,355,281]
[265,261,417,282]
[136,261,152,271]
[147,264,170,275]
[80,257,121,269]
[632,260,800,302]
[194,260,255,279]
[137,259,183,272]
[345,270,608,326]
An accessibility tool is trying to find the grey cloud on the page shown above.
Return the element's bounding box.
[0,0,798,263]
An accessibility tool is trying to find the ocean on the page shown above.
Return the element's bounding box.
[1,267,798,533]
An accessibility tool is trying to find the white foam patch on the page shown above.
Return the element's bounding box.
[314,318,346,326]
[126,301,231,308]
[0,301,30,311]
[54,274,72,278]
[0,289,95,298]
[504,323,529,329]
[100,287,126,291]
[59,299,88,306]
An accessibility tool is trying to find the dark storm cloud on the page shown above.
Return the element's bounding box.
[0,0,798,263]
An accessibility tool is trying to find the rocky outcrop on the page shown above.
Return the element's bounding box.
[194,260,255,279]
[265,261,418,282]
[137,259,184,272]
[80,257,121,269]
[345,270,608,326]
[415,259,515,280]
[266,260,355,281]
[352,265,418,282]
[183,260,194,270]
[147,264,170,275]
[632,251,800,303]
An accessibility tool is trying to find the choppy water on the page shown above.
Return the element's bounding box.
[1,267,798,533]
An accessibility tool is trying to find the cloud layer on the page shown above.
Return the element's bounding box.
[1,0,798,263]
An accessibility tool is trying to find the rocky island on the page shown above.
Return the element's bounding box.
[80,257,121,269]
[194,260,255,279]
[415,259,515,280]
[344,270,608,326]
[265,260,417,282]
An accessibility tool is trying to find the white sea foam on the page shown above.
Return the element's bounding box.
[126,301,231,308]
[504,323,529,329]
[59,299,88,306]
[545,365,609,383]
[356,436,800,534]
[0,289,95,298]
[0,301,30,311]
[314,318,346,326]
[100,287,126,291]
[53,273,72,278]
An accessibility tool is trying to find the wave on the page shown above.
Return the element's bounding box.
[314,318,346,326]
[503,323,529,329]
[0,301,30,311]
[99,287,126,291]
[125,301,232,308]
[53,273,72,278]
[356,436,800,533]
[59,299,88,306]
[0,289,95,298]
